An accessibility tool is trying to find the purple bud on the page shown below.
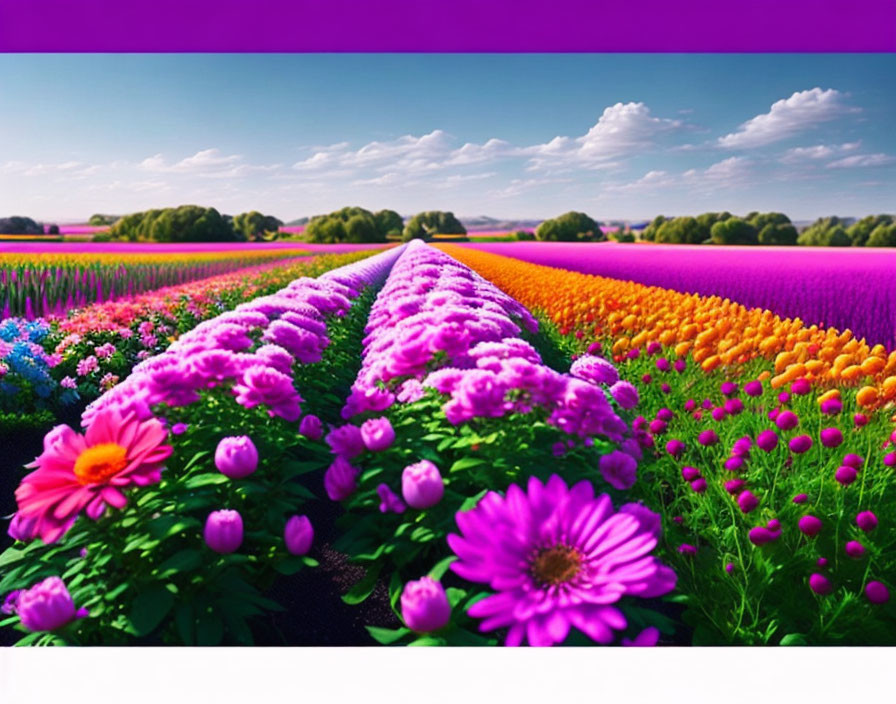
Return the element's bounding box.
[214,436,259,479]
[789,435,813,454]
[204,510,244,554]
[324,456,360,501]
[621,626,660,647]
[698,429,719,446]
[284,515,313,555]
[790,378,811,395]
[610,381,639,409]
[731,436,753,456]
[681,466,701,481]
[587,342,602,354]
[401,577,451,633]
[777,391,791,404]
[748,526,780,545]
[701,398,713,410]
[15,577,88,632]
[720,381,738,397]
[299,414,323,440]
[798,515,823,537]
[678,544,697,556]
[809,573,832,595]
[665,439,686,457]
[768,408,780,421]
[883,452,896,467]
[360,416,395,452]
[641,373,652,384]
[820,398,842,415]
[674,358,687,373]
[767,519,781,531]
[711,407,727,422]
[646,341,661,355]
[856,511,878,532]
[690,478,707,493]
[835,465,858,486]
[656,407,674,421]
[792,493,808,504]
[853,413,868,428]
[737,491,759,513]
[724,456,746,471]
[842,453,864,469]
[402,460,444,509]
[817,557,828,568]
[376,483,407,514]
[725,562,735,574]
[684,399,696,411]
[661,383,671,394]
[724,398,744,415]
[845,540,866,559]
[743,380,763,397]
[866,581,890,605]
[819,427,843,449]
[649,419,667,435]
[724,478,745,494]
[171,422,188,435]
[656,358,671,372]
[775,411,799,431]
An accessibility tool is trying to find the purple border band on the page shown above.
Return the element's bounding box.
[1,0,895,51]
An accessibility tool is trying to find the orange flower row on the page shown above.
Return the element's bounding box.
[437,245,896,410]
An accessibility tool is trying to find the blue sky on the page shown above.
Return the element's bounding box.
[1,54,894,222]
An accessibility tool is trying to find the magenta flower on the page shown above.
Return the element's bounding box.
[743,380,763,397]
[681,466,701,482]
[820,398,843,415]
[777,391,791,404]
[809,573,832,595]
[835,465,858,486]
[817,557,828,568]
[325,424,365,459]
[622,626,660,647]
[656,407,674,421]
[711,407,726,422]
[690,478,707,493]
[678,543,697,556]
[724,398,744,415]
[674,358,686,373]
[15,577,88,632]
[609,380,639,410]
[856,511,878,532]
[775,411,799,431]
[731,436,752,456]
[684,399,696,411]
[790,378,811,395]
[656,358,670,372]
[725,478,745,494]
[793,493,808,504]
[360,417,395,452]
[845,540,866,558]
[665,439,686,457]
[789,435,813,454]
[854,413,868,428]
[324,456,360,501]
[842,453,864,469]
[214,436,259,479]
[376,483,407,514]
[724,456,746,471]
[448,475,676,647]
[748,526,781,545]
[698,429,719,446]
[885,452,896,467]
[737,491,759,513]
[819,428,843,448]
[204,509,244,554]
[866,581,890,605]
[646,341,661,355]
[299,414,323,440]
[598,450,637,490]
[648,419,667,435]
[401,460,444,509]
[400,577,451,633]
[284,515,313,555]
[720,381,738,397]
[798,515,823,537]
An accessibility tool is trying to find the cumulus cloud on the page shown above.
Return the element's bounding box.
[718,88,858,149]
[780,142,861,163]
[607,157,754,195]
[827,153,896,169]
[140,148,279,178]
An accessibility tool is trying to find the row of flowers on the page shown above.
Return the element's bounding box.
[0,251,377,430]
[0,246,404,645]
[437,245,896,410]
[318,240,676,646]
[440,245,896,645]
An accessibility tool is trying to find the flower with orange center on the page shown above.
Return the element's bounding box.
[13,409,172,544]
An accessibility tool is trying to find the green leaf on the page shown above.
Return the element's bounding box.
[155,549,202,578]
[445,588,468,608]
[458,489,488,513]
[779,633,807,646]
[427,556,457,581]
[0,548,26,569]
[183,473,229,490]
[174,604,194,645]
[274,555,306,575]
[128,587,175,637]
[366,626,410,645]
[408,636,446,646]
[449,457,487,473]
[342,563,383,605]
[196,608,224,646]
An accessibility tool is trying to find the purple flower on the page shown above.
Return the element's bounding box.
[724,456,746,471]
[856,511,878,532]
[724,398,744,415]
[622,626,660,647]
[725,478,745,494]
[777,391,791,404]
[835,465,858,486]
[790,378,811,395]
[748,526,781,545]
[842,453,864,468]
[570,355,619,386]
[400,577,451,633]
[793,493,808,504]
[648,419,667,435]
[737,491,759,513]
[233,365,302,422]
[789,435,813,454]
[720,381,738,397]
[377,483,407,514]
[214,436,259,479]
[299,414,323,440]
[665,439,686,457]
[820,398,843,415]
[171,422,188,435]
[656,358,670,372]
[809,573,832,595]
[711,407,727,422]
[448,475,676,647]
[853,413,868,427]
[690,478,707,493]
[678,544,697,556]
[681,466,701,482]
[819,428,843,448]
[618,502,662,538]
[845,540,866,558]
[326,424,365,459]
[725,563,735,574]
[866,581,890,605]
[798,515,823,537]
[324,456,360,501]
[775,411,799,431]
[743,380,763,397]
[15,577,88,632]
[1,589,21,615]
[360,417,395,452]
[608,381,639,410]
[698,429,719,446]
[756,430,778,452]
[885,452,896,467]
[599,450,637,490]
[8,512,39,542]
[656,408,674,421]
[674,358,686,373]
[204,510,243,554]
[402,460,444,509]
[284,515,313,555]
[817,557,828,568]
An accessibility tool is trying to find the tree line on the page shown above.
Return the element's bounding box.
[303,207,466,243]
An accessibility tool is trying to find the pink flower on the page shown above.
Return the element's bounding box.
[324,456,360,501]
[15,577,88,632]
[789,435,813,454]
[326,424,365,459]
[284,515,314,555]
[448,475,676,646]
[698,429,719,446]
[681,466,701,482]
[599,450,637,490]
[856,511,878,532]
[360,417,395,452]
[845,540,866,558]
[743,380,763,397]
[401,577,451,633]
[819,428,843,448]
[665,439,685,457]
[790,378,811,395]
[792,493,808,504]
[866,581,890,605]
[14,409,172,543]
[376,483,407,514]
[214,436,259,479]
[798,515,823,537]
[204,509,243,554]
[402,460,444,509]
[809,573,832,595]
[775,411,799,431]
[76,355,98,376]
[737,490,759,513]
[835,465,858,486]
[299,414,322,440]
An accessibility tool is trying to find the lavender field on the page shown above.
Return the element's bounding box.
[462,242,896,349]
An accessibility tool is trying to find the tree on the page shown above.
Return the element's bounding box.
[535,211,598,241]
[641,215,666,242]
[696,211,732,235]
[654,216,705,244]
[848,214,893,247]
[710,217,759,245]
[757,222,798,245]
[798,216,846,246]
[47,224,60,235]
[233,211,283,241]
[374,209,404,238]
[88,214,119,226]
[403,211,466,241]
[344,214,378,243]
[866,223,896,247]
[512,230,536,241]
[0,216,42,234]
[106,205,239,242]
[306,217,347,244]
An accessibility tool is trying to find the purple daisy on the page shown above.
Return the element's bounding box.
[447,474,676,647]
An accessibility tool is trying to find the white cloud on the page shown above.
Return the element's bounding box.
[718,88,858,149]
[827,153,896,169]
[605,170,675,194]
[780,142,861,163]
[606,157,754,196]
[140,148,279,178]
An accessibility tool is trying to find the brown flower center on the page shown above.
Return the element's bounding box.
[73,443,128,485]
[531,545,583,586]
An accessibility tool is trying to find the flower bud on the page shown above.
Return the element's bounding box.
[798,515,823,537]
[400,577,451,633]
[299,414,323,440]
[819,428,843,449]
[853,413,868,428]
[681,466,701,482]
[377,483,406,514]
[775,411,799,431]
[737,490,759,513]
[842,453,864,469]
[665,439,685,457]
[835,465,858,486]
[698,429,719,446]
[402,460,444,509]
[789,435,813,454]
[284,515,313,555]
[214,436,259,479]
[360,416,395,452]
[325,424,365,458]
[866,581,890,605]
[856,511,878,532]
[792,493,808,504]
[790,378,811,395]
[743,380,763,397]
[324,456,360,501]
[845,540,866,558]
[204,510,244,554]
[809,573,832,595]
[16,577,88,632]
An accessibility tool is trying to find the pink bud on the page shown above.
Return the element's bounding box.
[845,540,866,558]
[856,511,878,532]
[819,427,843,448]
[690,478,707,493]
[809,573,832,595]
[835,465,858,486]
[866,581,890,605]
[798,515,823,537]
[724,478,745,494]
[792,493,808,504]
[284,515,313,555]
[400,577,451,633]
[681,466,701,481]
[401,460,444,509]
[737,490,759,513]
[204,510,244,554]
[214,436,259,479]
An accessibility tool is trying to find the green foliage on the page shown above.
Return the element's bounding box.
[535,211,599,242]
[866,222,896,247]
[0,216,43,234]
[512,230,536,241]
[640,215,666,242]
[232,211,283,241]
[305,206,394,244]
[87,214,119,226]
[655,216,706,244]
[107,205,240,243]
[757,223,798,245]
[402,211,466,241]
[710,217,759,245]
[797,216,851,247]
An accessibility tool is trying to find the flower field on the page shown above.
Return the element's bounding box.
[1,240,893,646]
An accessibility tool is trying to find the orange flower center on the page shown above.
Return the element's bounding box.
[73,443,128,485]
[531,545,583,587]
